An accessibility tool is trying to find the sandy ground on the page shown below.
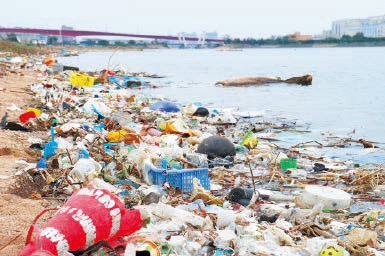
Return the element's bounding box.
[0,71,61,255]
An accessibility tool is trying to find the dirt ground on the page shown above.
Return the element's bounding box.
[0,71,61,255]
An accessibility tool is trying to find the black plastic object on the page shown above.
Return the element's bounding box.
[238,199,251,206]
[63,65,79,71]
[30,143,44,150]
[126,80,142,87]
[228,187,265,207]
[62,102,72,109]
[197,135,235,158]
[70,240,105,255]
[313,163,328,173]
[228,187,254,203]
[3,122,31,132]
[136,252,151,256]
[193,107,209,117]
[142,192,161,205]
[259,214,278,223]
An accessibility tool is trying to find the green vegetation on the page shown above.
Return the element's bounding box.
[79,39,152,48]
[98,40,109,46]
[0,40,43,54]
[6,33,18,42]
[114,41,126,47]
[47,36,58,45]
[224,33,385,46]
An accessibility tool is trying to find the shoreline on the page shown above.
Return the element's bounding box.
[60,42,385,52]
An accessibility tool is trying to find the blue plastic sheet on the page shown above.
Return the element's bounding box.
[149,101,180,112]
[109,76,140,83]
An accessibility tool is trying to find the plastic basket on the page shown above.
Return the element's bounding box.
[148,164,210,193]
[280,158,297,170]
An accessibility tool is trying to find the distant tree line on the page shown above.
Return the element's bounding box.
[6,33,18,42]
[79,39,149,47]
[224,33,385,46]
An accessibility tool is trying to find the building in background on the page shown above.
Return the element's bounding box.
[2,25,75,45]
[0,26,7,40]
[287,32,312,41]
[332,19,362,38]
[61,25,75,45]
[312,30,333,40]
[331,14,385,38]
[16,32,48,45]
[362,15,385,37]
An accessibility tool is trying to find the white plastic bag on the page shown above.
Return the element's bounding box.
[69,158,101,182]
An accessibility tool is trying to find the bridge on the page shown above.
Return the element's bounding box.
[0,27,224,43]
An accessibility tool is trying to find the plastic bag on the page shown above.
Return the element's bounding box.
[69,158,101,182]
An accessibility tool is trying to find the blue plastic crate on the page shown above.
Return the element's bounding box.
[158,159,168,169]
[148,165,210,193]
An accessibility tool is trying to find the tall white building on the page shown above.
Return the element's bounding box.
[332,19,363,38]
[331,14,385,38]
[61,25,75,44]
[363,15,385,37]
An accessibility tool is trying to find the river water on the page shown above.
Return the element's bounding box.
[58,47,385,164]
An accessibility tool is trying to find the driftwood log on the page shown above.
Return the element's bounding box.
[215,74,312,86]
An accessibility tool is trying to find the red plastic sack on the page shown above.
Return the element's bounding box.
[19,111,36,123]
[19,187,143,256]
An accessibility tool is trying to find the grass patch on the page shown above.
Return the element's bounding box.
[0,40,51,55]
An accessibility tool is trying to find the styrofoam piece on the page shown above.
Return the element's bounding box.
[57,137,73,150]
[290,169,307,178]
[39,113,50,121]
[84,134,95,143]
[214,230,238,249]
[217,210,236,228]
[233,110,265,117]
[28,137,43,144]
[9,57,24,63]
[301,185,352,210]
[60,122,81,132]
[169,236,187,254]
[7,104,21,111]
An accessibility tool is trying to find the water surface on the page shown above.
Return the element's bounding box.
[58,47,385,163]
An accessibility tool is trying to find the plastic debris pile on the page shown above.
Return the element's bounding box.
[2,54,385,256]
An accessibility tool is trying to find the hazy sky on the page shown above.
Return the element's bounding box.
[1,0,384,38]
